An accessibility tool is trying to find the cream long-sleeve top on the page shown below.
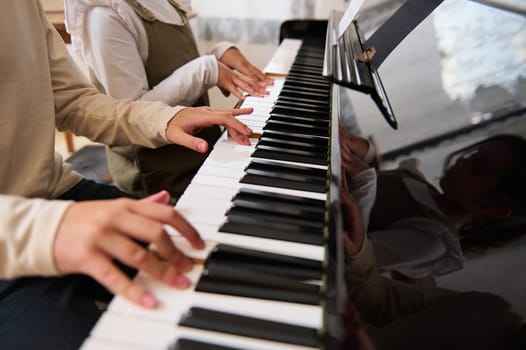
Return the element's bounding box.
[65,0,235,106]
[0,0,183,279]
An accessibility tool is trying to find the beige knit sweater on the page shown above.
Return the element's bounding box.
[0,0,184,278]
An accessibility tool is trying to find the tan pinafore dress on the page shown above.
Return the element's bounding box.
[104,0,221,202]
[368,169,442,231]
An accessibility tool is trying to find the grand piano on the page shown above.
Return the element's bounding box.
[79,1,526,349]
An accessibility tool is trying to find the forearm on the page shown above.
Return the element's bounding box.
[207,41,236,60]
[346,239,451,327]
[138,55,218,106]
[55,90,181,147]
[0,195,72,278]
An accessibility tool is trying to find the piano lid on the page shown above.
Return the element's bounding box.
[469,0,526,16]
[323,0,525,130]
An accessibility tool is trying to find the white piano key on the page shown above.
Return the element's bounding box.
[236,120,267,129]
[202,141,254,167]
[179,183,238,201]
[91,313,317,350]
[167,225,325,261]
[264,39,303,75]
[196,165,246,179]
[189,174,326,201]
[204,139,329,171]
[237,115,269,123]
[241,113,270,121]
[242,100,275,108]
[176,195,231,213]
[178,208,225,226]
[81,338,152,350]
[242,110,270,119]
[248,105,273,113]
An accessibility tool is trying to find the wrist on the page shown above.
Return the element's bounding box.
[165,107,188,143]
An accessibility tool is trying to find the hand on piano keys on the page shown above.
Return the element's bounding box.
[166,107,255,153]
[53,190,205,309]
[218,47,275,100]
[82,39,342,350]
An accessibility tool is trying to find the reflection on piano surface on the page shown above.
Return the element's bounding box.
[81,25,347,350]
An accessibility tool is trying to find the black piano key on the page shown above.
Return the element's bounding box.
[272,104,330,116]
[294,58,324,64]
[294,56,324,64]
[265,119,329,132]
[277,95,330,108]
[286,72,329,85]
[279,89,329,103]
[249,158,327,174]
[256,138,327,155]
[252,146,328,166]
[263,120,329,137]
[232,189,326,219]
[278,87,330,98]
[209,244,322,280]
[270,109,330,121]
[170,339,241,350]
[241,171,326,193]
[288,70,323,79]
[245,159,327,180]
[234,188,326,209]
[297,47,325,54]
[196,262,321,305]
[283,82,330,94]
[260,130,329,148]
[226,206,324,230]
[298,47,325,53]
[286,74,330,86]
[289,65,323,75]
[219,220,324,245]
[280,87,327,98]
[258,135,328,153]
[282,82,329,95]
[283,78,331,91]
[267,115,329,130]
[241,160,327,193]
[275,100,330,113]
[179,307,319,347]
[289,62,322,69]
[297,48,324,53]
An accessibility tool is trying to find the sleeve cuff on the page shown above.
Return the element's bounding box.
[350,168,377,189]
[346,238,377,276]
[209,41,236,59]
[362,138,375,164]
[32,200,75,275]
[160,105,186,143]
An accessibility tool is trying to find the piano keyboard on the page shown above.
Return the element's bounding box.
[81,37,344,350]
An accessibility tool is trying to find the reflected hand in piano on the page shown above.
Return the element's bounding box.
[341,185,525,350]
[340,127,526,280]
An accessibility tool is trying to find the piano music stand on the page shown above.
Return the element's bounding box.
[323,0,445,130]
[323,10,398,129]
